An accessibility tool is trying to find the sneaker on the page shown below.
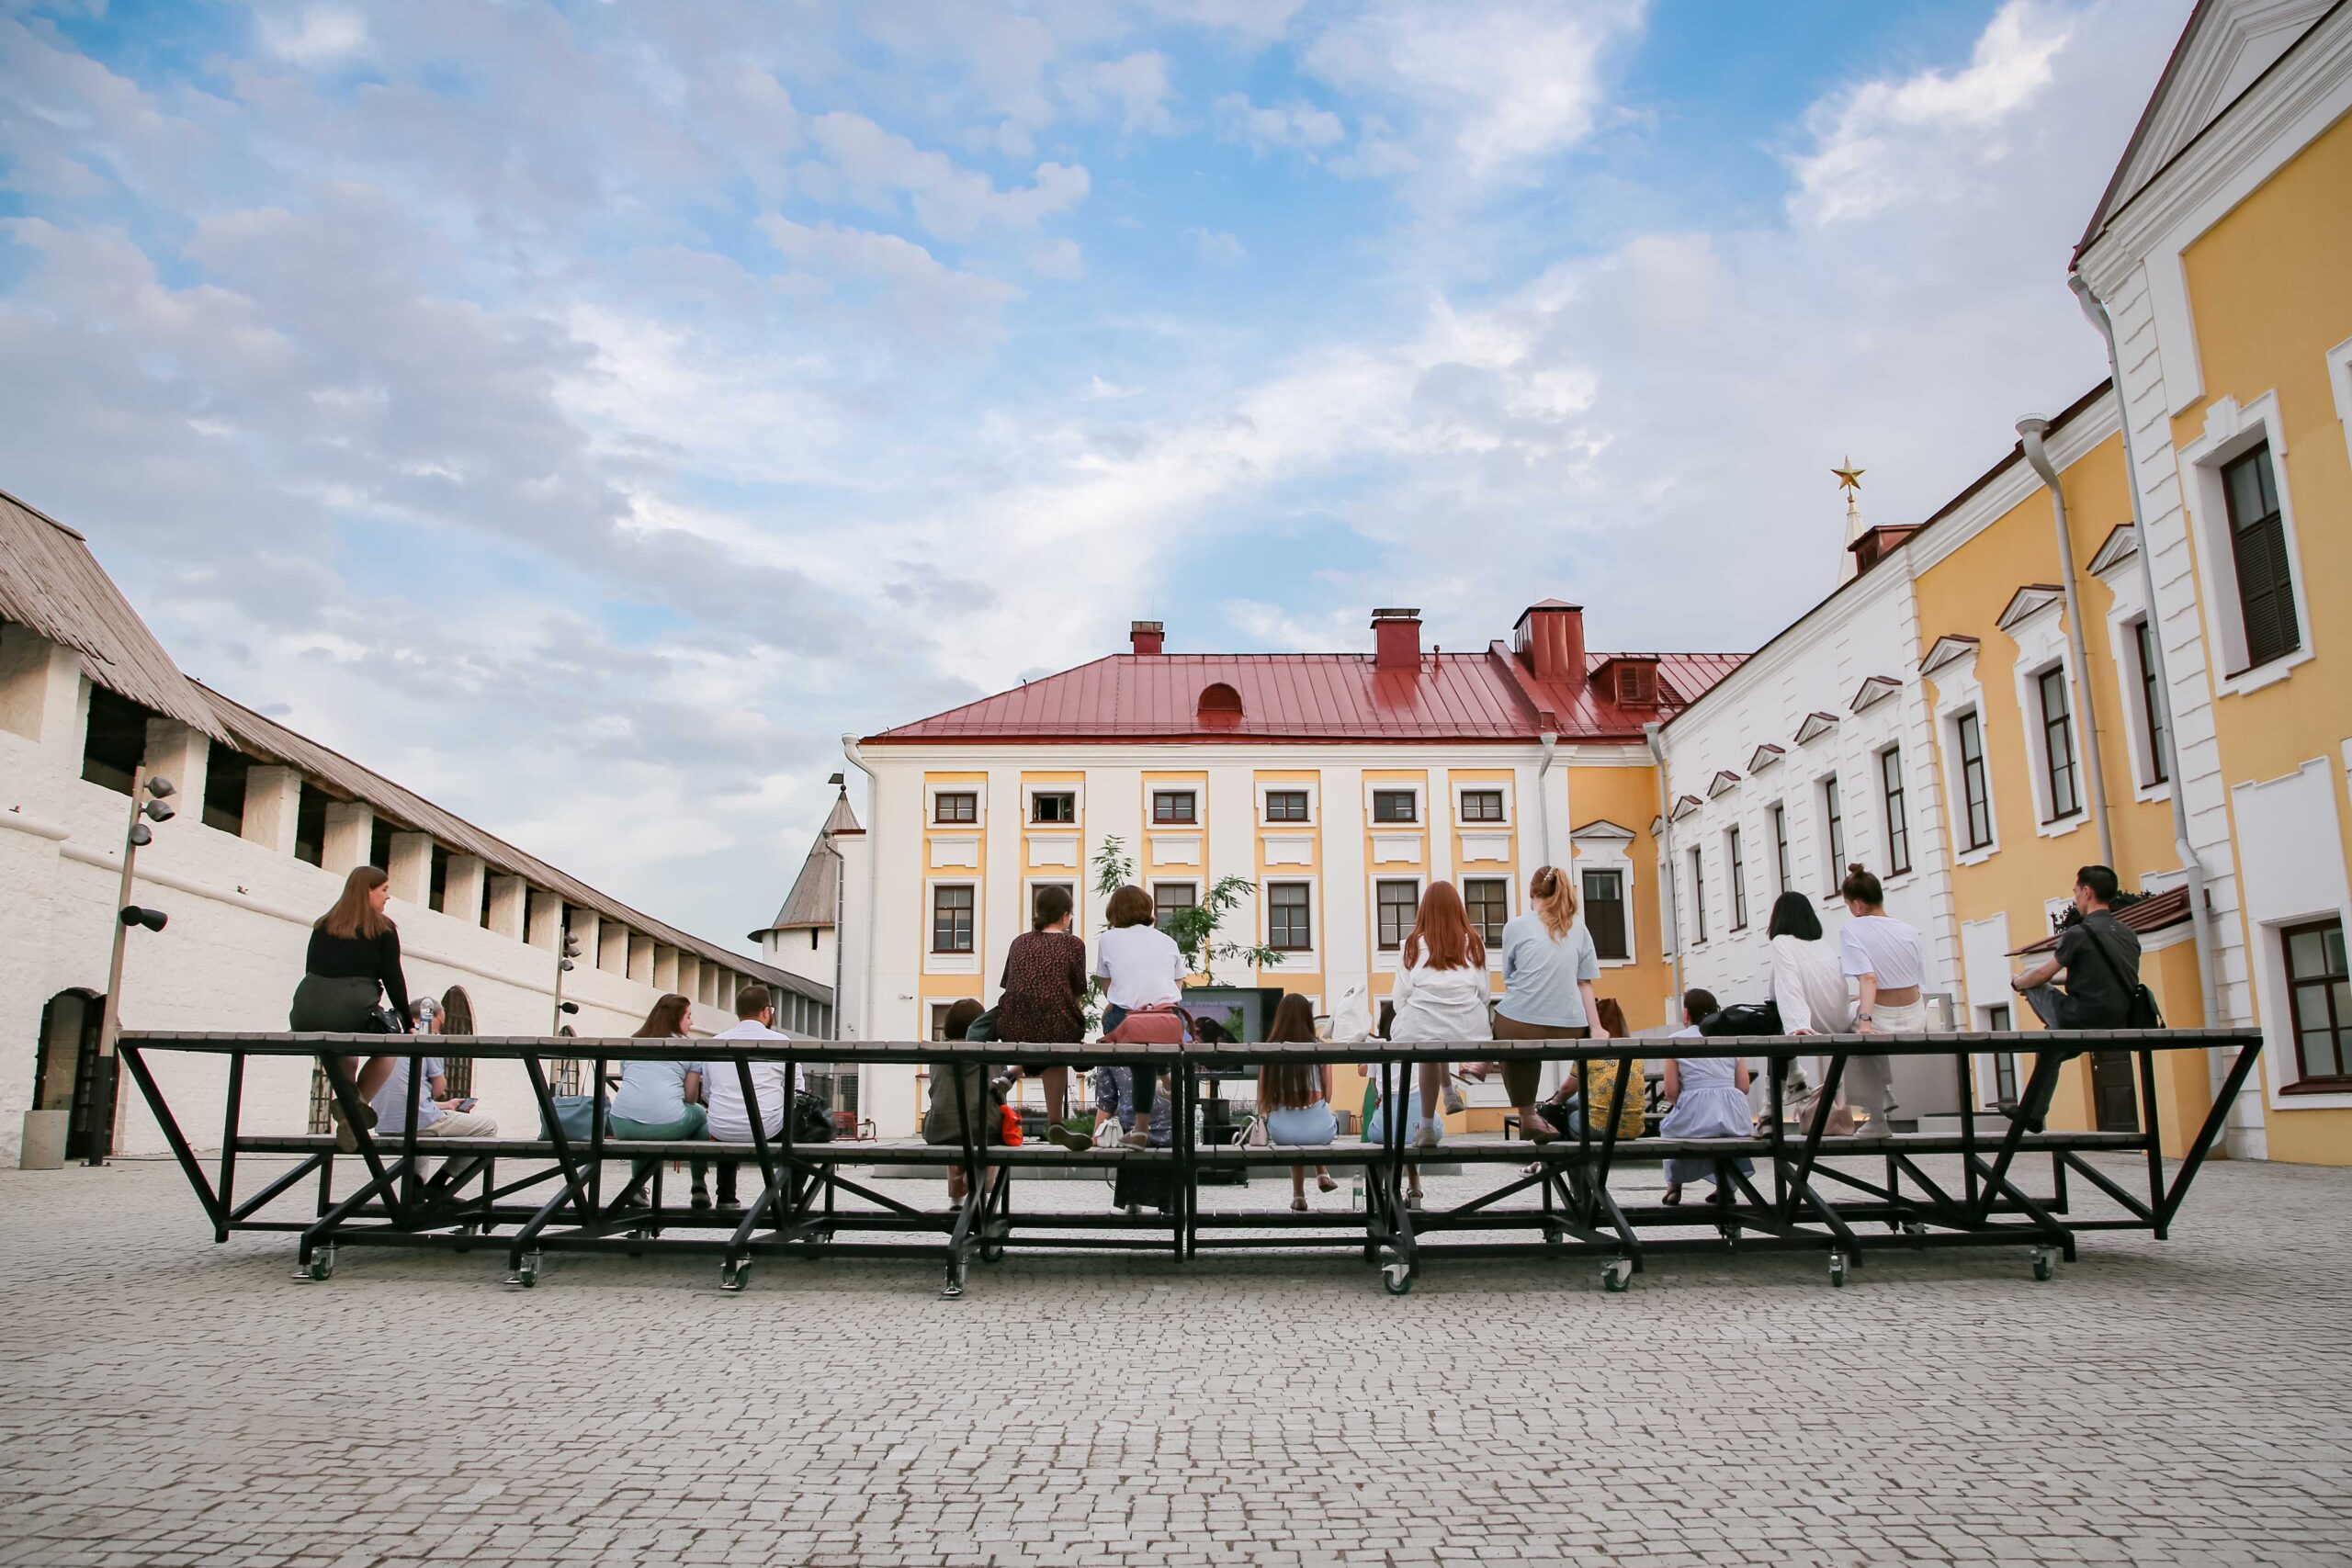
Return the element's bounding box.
[327,1098,377,1154]
[1411,1125,1442,1152]
[1441,1081,1467,1114]
[1047,1125,1092,1153]
[690,1190,713,1212]
[1120,1130,1150,1150]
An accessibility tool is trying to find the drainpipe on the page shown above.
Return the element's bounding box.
[2017,414,2117,871]
[841,735,882,1043]
[1534,729,1559,869]
[1645,721,1684,1003]
[2069,270,2229,1161]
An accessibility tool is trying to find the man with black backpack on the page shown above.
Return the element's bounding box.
[2011,866,2144,1030]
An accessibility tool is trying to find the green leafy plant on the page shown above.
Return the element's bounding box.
[1092,833,1278,985]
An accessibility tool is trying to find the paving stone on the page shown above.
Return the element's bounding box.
[0,1156,2347,1566]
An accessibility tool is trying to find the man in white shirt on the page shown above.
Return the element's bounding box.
[702,984,797,1208]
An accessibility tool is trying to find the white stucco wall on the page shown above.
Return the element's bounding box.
[1,705,782,1163]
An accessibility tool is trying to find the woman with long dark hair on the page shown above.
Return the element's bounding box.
[610,990,711,1206]
[290,865,414,1150]
[997,885,1092,1152]
[1258,993,1338,1210]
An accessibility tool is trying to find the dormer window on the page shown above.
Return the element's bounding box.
[1615,662,1657,706]
[1196,682,1243,728]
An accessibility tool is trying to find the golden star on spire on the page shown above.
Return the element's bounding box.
[1832,456,1864,493]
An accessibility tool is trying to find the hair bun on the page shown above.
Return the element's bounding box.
[1848,863,1866,876]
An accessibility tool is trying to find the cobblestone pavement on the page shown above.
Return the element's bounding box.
[2,1155,2348,1568]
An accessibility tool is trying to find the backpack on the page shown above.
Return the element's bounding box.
[1698,1000,1783,1038]
[790,1090,836,1143]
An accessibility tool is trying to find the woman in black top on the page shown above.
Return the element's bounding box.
[290,865,413,1144]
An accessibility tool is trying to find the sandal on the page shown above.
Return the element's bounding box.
[1662,1184,1684,1207]
[1317,1174,1338,1193]
[1521,1108,1560,1145]
[1290,1197,1308,1213]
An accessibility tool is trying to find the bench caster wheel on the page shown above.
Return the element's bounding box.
[508,1252,540,1289]
[979,1237,1005,1264]
[942,1261,967,1300]
[303,1247,335,1282]
[719,1258,750,1292]
[1601,1257,1633,1293]
[1828,1251,1848,1288]
[1382,1262,1413,1295]
[2031,1247,2055,1281]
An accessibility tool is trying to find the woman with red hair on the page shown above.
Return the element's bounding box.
[1373,881,1492,1203]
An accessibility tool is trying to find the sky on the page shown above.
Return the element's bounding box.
[0,0,2195,953]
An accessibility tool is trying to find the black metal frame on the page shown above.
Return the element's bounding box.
[117,1026,2260,1297]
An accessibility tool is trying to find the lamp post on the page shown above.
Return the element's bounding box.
[91,768,178,1167]
[552,928,582,1032]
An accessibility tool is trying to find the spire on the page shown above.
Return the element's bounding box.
[1833,456,1866,584]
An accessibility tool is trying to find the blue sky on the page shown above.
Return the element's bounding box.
[0,0,2192,947]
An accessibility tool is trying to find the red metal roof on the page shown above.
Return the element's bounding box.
[865,645,1745,745]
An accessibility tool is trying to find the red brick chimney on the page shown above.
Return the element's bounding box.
[1130,620,1165,656]
[1513,601,1586,691]
[1372,607,1422,671]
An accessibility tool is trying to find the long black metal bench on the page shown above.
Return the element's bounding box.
[116,1026,2260,1297]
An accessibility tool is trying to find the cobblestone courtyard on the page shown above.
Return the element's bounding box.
[1,1156,2347,1568]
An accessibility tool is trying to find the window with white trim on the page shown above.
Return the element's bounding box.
[2221,444,2300,671]
[1583,870,1628,961]
[1373,789,1419,824]
[1878,746,1911,878]
[2036,668,2083,823]
[1688,846,1706,943]
[1953,709,1993,852]
[1770,805,1790,894]
[1151,790,1197,825]
[2132,618,2169,788]
[1375,880,1419,950]
[1819,778,1845,894]
[931,886,975,953]
[1268,882,1313,951]
[1463,876,1508,949]
[1725,826,1747,931]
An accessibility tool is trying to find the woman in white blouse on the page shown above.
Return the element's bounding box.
[1762,890,1852,1122]
[1378,882,1493,1203]
[1832,865,1927,1137]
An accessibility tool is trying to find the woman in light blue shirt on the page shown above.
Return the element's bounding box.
[1465,865,1606,1143]
[609,992,710,1207]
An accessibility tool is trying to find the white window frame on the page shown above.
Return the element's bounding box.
[1148,786,1200,827]
[922,877,981,975]
[1815,773,1846,898]
[1261,877,1319,967]
[1769,802,1791,895]
[1370,874,1424,973]
[2004,600,2086,840]
[925,781,986,827]
[1452,780,1512,828]
[1458,873,1512,970]
[1256,780,1318,827]
[1150,880,1200,931]
[1365,780,1426,827]
[1875,743,1912,884]
[2096,554,2174,805]
[2329,333,2352,473]
[2177,390,2316,697]
[1723,823,1747,931]
[1570,822,1638,969]
[1935,657,2001,865]
[1022,780,1083,826]
[1686,843,1707,947]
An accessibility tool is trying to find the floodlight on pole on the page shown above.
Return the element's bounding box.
[91,770,178,1166]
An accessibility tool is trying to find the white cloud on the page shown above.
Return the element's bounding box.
[1183,225,1246,264]
[1089,51,1180,135]
[1029,236,1086,280]
[1305,0,1648,183]
[1214,92,1346,155]
[808,111,1090,240]
[258,5,368,65]
[1790,0,2076,224]
[757,216,1022,324]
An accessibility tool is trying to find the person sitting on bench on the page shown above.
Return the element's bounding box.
[611,991,711,1209]
[1257,993,1338,1211]
[702,984,796,1209]
[921,998,1002,1203]
[1657,989,1752,1206]
[2008,865,2143,1130]
[2012,866,2141,1030]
